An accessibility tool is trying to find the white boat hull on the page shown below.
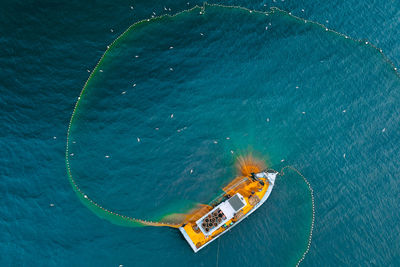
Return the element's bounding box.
[179,171,277,252]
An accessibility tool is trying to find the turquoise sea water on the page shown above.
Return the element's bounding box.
[1,1,400,266]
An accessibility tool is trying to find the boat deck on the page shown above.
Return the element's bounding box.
[180,176,270,251]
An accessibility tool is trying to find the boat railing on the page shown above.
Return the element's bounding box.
[208,176,249,206]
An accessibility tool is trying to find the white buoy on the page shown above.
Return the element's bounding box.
[301,9,305,12]
[50,203,54,207]
[53,136,57,139]
[135,55,139,58]
[302,111,306,114]
[296,86,299,89]
[105,155,110,158]
[137,137,141,142]
[170,114,174,118]
[226,137,230,140]
[155,127,159,130]
[200,33,204,36]
[266,118,270,122]
[326,20,329,23]
[169,67,173,71]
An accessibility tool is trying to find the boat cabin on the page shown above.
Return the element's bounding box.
[196,193,246,236]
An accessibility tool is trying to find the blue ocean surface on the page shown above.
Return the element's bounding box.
[1,0,400,266]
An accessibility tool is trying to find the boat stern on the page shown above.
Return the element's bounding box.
[179,225,199,253]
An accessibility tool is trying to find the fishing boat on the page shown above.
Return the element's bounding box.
[179,169,278,252]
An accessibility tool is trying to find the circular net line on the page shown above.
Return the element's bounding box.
[64,2,399,262]
[63,7,206,229]
[278,166,315,266]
